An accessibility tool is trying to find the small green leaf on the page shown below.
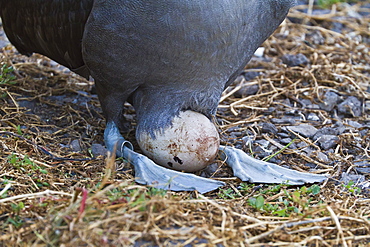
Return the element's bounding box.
[292,191,301,203]
[255,195,265,210]
[274,209,287,217]
[310,185,321,195]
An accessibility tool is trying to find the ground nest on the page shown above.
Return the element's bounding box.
[0,2,369,247]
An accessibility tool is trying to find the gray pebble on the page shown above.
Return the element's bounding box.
[264,107,276,115]
[302,146,315,156]
[234,84,259,98]
[255,139,270,148]
[360,128,369,137]
[306,30,325,45]
[313,127,344,141]
[319,91,338,111]
[338,96,362,117]
[316,152,329,163]
[354,160,370,174]
[271,118,296,125]
[0,39,9,49]
[346,120,363,129]
[261,122,278,135]
[230,131,242,137]
[340,173,366,185]
[70,139,82,152]
[280,138,293,145]
[201,163,220,178]
[243,71,261,81]
[277,132,290,138]
[18,99,37,113]
[242,136,254,146]
[281,53,309,67]
[307,112,320,121]
[286,124,318,138]
[91,143,108,157]
[316,135,339,150]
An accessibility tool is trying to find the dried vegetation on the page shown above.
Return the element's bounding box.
[0,2,369,246]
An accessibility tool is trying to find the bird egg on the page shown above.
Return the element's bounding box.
[137,110,220,172]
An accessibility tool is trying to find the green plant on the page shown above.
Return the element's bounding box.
[342,180,361,195]
[11,202,25,214]
[7,154,49,188]
[0,64,16,85]
[247,184,322,217]
[317,0,356,8]
[16,125,23,135]
[8,154,48,175]
[2,202,26,229]
[263,139,296,162]
[217,188,239,199]
[4,215,24,228]
[104,186,167,212]
[147,187,167,197]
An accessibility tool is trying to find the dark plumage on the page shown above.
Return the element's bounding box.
[0,0,92,77]
[1,0,326,192]
[1,0,293,134]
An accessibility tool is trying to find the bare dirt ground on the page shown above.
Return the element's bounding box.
[0,2,369,247]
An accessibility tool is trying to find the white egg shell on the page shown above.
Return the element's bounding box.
[137,110,220,172]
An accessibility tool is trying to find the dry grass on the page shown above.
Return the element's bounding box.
[0,2,369,246]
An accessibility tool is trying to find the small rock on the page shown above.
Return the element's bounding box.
[243,71,261,81]
[296,141,308,149]
[301,99,313,106]
[312,9,331,16]
[330,21,345,34]
[277,132,290,138]
[305,30,325,45]
[201,163,220,178]
[70,139,82,152]
[280,138,293,145]
[261,122,278,135]
[302,99,320,109]
[319,91,338,111]
[234,83,259,98]
[253,140,273,159]
[354,160,370,174]
[302,146,315,156]
[0,39,10,48]
[313,127,344,141]
[359,4,370,16]
[345,5,363,19]
[307,112,320,121]
[91,144,107,157]
[254,47,265,57]
[286,124,318,138]
[230,131,242,137]
[346,120,363,129]
[18,99,37,111]
[271,118,296,125]
[316,135,339,150]
[281,53,309,67]
[242,135,254,147]
[255,139,270,148]
[340,173,366,185]
[263,107,276,115]
[316,152,329,163]
[360,128,369,138]
[338,96,362,117]
[254,148,272,159]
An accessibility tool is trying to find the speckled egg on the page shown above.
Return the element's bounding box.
[137,110,220,172]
